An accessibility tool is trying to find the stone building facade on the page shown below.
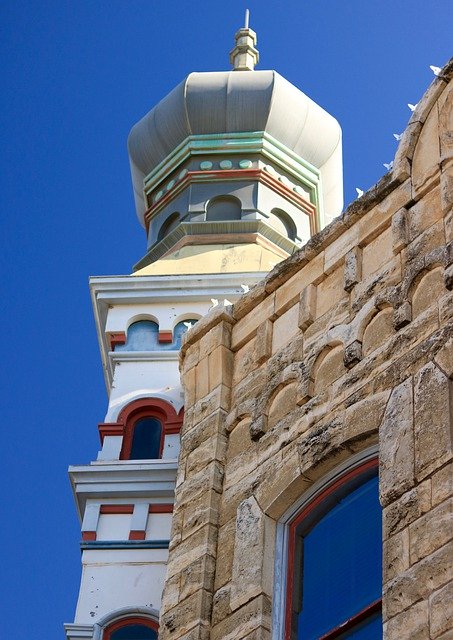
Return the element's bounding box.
[159,62,453,639]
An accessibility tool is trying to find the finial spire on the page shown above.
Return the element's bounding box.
[229,10,259,71]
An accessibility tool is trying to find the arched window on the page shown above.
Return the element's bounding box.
[157,212,180,241]
[116,398,183,461]
[206,195,241,221]
[286,458,381,639]
[115,320,159,352]
[268,208,297,241]
[104,616,158,640]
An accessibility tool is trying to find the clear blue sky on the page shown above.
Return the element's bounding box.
[1,1,451,637]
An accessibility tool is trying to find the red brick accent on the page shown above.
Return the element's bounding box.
[100,504,134,515]
[82,531,96,541]
[129,530,146,541]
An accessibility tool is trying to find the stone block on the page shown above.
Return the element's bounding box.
[409,498,453,565]
[343,246,362,291]
[161,588,212,639]
[362,307,394,356]
[313,345,346,395]
[414,362,452,481]
[316,266,346,318]
[379,378,415,506]
[267,382,298,429]
[383,540,453,621]
[408,186,443,243]
[383,481,431,539]
[411,102,440,195]
[210,594,271,640]
[192,385,231,422]
[231,294,276,351]
[405,219,446,264]
[343,389,389,447]
[167,521,218,580]
[432,463,453,507]
[298,284,317,331]
[412,267,445,319]
[180,554,216,602]
[392,207,409,254]
[343,340,362,368]
[362,226,393,279]
[183,366,197,407]
[272,304,300,355]
[209,346,233,391]
[255,321,273,365]
[195,357,210,401]
[181,410,227,455]
[177,461,224,508]
[186,434,228,477]
[430,581,453,639]
[213,518,235,590]
[274,251,324,316]
[230,496,268,611]
[212,585,231,626]
[233,338,257,387]
[383,527,410,584]
[445,264,453,291]
[393,301,412,329]
[384,600,429,639]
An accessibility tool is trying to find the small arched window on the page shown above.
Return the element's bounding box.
[206,195,241,221]
[117,399,183,461]
[269,208,297,241]
[157,212,180,241]
[286,459,381,639]
[115,320,159,352]
[104,616,158,640]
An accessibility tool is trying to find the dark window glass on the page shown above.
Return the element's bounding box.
[338,612,382,639]
[130,417,162,460]
[296,475,381,639]
[110,623,157,639]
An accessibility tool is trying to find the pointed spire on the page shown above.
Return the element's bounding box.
[229,9,259,71]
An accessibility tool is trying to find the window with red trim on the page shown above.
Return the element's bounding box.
[104,616,158,639]
[286,460,382,639]
[118,399,183,461]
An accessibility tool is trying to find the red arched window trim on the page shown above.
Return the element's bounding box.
[117,398,183,460]
[103,616,158,639]
[98,398,184,451]
[284,457,380,640]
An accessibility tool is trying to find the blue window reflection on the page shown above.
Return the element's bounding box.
[111,623,157,639]
[296,475,381,639]
[115,319,198,352]
[130,417,162,460]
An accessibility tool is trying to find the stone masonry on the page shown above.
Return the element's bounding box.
[159,63,453,639]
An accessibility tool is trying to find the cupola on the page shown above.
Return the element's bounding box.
[127,16,343,275]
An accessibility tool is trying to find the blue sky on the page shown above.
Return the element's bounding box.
[1,1,451,637]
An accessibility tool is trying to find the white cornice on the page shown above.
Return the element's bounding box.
[90,271,264,391]
[69,460,178,521]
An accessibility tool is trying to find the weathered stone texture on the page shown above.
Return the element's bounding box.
[379,377,414,506]
[414,362,452,481]
[159,73,453,640]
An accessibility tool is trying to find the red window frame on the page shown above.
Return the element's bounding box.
[103,616,158,639]
[98,398,183,461]
[284,457,381,640]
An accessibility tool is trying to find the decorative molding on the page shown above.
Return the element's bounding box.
[80,540,170,550]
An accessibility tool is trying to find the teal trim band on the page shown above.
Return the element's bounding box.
[80,540,170,550]
[143,132,321,193]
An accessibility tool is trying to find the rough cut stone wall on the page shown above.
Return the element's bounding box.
[159,63,453,640]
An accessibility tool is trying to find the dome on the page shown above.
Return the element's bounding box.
[128,70,343,226]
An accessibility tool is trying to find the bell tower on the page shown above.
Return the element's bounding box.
[65,17,343,640]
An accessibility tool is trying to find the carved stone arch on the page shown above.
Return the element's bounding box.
[361,304,395,357]
[267,379,299,431]
[406,262,446,319]
[310,342,346,397]
[269,207,297,241]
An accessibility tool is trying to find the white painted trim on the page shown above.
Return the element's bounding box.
[108,350,180,364]
[64,623,94,639]
[68,460,177,522]
[90,271,264,391]
[271,445,379,639]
